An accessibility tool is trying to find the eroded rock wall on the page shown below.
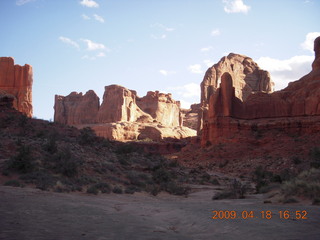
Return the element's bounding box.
[54,90,100,125]
[136,91,181,127]
[201,36,320,146]
[0,57,33,117]
[54,84,196,141]
[198,53,274,132]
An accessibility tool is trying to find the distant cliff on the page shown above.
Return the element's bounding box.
[54,85,196,141]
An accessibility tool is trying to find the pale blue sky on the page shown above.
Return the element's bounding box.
[1,0,319,120]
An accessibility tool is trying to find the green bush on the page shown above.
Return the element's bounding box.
[4,179,22,187]
[87,185,99,195]
[78,127,96,145]
[95,182,111,193]
[125,186,141,194]
[212,179,248,200]
[7,145,34,173]
[165,182,190,196]
[43,134,57,154]
[310,147,320,168]
[20,171,56,190]
[52,147,81,177]
[152,168,172,184]
[87,182,111,194]
[281,168,320,201]
[112,186,123,194]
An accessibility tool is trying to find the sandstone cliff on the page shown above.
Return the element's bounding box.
[198,54,274,132]
[54,90,100,125]
[201,36,320,146]
[136,91,181,127]
[0,57,33,117]
[54,85,196,141]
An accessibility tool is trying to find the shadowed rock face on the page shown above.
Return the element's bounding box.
[0,57,33,117]
[198,53,274,133]
[201,36,320,146]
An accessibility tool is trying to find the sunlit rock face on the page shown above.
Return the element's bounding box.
[0,57,33,117]
[54,84,196,141]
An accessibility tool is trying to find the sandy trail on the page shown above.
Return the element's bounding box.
[0,186,319,240]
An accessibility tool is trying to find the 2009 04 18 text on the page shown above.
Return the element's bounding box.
[211,210,308,220]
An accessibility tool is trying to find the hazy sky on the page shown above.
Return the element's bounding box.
[1,0,319,120]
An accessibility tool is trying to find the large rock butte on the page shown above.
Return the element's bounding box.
[198,53,274,133]
[201,36,320,146]
[54,84,196,141]
[0,57,33,117]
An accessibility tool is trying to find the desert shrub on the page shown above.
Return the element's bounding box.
[87,185,99,195]
[126,171,149,188]
[125,185,141,194]
[52,147,81,177]
[7,145,34,173]
[95,182,111,193]
[219,160,229,168]
[78,127,96,145]
[310,147,320,168]
[20,171,56,190]
[152,167,172,184]
[292,156,302,165]
[165,182,190,196]
[252,165,274,193]
[86,182,111,194]
[112,186,123,194]
[43,134,57,154]
[212,179,248,200]
[18,114,28,128]
[4,179,22,187]
[211,178,220,185]
[281,168,320,201]
[115,143,141,154]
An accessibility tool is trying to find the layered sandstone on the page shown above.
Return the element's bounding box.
[97,85,151,123]
[54,90,100,125]
[198,54,274,132]
[136,91,181,127]
[0,57,33,117]
[201,36,320,146]
[54,85,196,141]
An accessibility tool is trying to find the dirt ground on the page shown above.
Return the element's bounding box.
[0,186,319,240]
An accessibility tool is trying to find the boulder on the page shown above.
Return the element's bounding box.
[0,57,33,117]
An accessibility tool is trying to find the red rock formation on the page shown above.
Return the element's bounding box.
[54,84,196,141]
[201,36,320,146]
[97,85,150,123]
[0,57,33,117]
[54,90,100,125]
[198,53,274,132]
[136,91,181,127]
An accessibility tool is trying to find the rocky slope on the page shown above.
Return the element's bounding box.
[54,85,196,141]
[0,57,33,117]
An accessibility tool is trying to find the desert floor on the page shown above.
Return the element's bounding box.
[0,185,319,240]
